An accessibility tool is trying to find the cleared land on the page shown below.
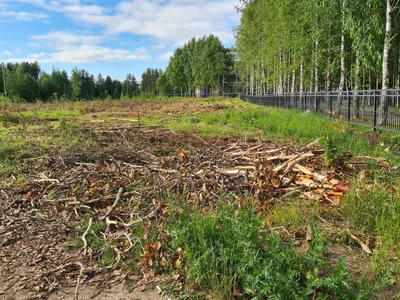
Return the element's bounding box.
[0,97,399,299]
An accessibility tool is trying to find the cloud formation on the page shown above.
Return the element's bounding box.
[1,0,240,65]
[4,0,239,45]
[0,10,48,21]
[9,31,152,63]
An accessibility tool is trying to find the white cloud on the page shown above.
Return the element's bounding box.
[0,10,48,21]
[3,51,13,56]
[4,0,240,45]
[85,0,239,45]
[157,51,173,61]
[31,31,104,50]
[9,31,152,63]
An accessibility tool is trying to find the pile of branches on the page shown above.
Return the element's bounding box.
[1,127,362,298]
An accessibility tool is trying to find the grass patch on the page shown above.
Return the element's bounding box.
[54,118,98,148]
[20,109,81,119]
[271,200,321,231]
[75,219,116,267]
[344,171,400,244]
[0,126,26,177]
[169,203,383,299]
[146,99,399,165]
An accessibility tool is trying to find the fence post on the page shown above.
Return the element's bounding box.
[314,92,317,114]
[304,94,307,111]
[373,93,377,131]
[347,90,351,123]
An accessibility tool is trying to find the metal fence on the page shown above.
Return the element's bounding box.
[240,90,400,133]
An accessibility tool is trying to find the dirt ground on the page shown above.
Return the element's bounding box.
[0,101,380,299]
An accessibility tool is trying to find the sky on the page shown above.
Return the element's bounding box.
[0,0,240,81]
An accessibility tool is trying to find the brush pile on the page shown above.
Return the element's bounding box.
[1,126,355,299]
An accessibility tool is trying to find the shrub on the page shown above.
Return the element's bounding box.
[170,204,372,299]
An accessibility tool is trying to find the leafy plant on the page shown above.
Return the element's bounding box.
[170,204,374,299]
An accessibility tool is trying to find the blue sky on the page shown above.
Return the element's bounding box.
[0,0,240,81]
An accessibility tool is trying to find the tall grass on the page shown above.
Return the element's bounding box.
[344,171,400,245]
[156,103,399,164]
[170,204,377,299]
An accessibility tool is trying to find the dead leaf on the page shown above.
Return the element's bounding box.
[329,179,340,185]
[335,184,350,193]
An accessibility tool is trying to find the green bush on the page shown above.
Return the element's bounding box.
[344,172,400,245]
[170,205,373,299]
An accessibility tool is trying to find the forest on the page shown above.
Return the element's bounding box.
[2,1,400,104]
[235,0,400,94]
[156,35,235,96]
[0,62,164,102]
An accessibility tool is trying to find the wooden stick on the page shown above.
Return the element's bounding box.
[122,204,162,227]
[74,262,84,300]
[283,153,314,173]
[300,138,321,151]
[347,230,373,254]
[101,187,124,219]
[81,218,93,256]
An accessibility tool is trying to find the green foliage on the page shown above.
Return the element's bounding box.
[75,220,115,267]
[0,127,25,177]
[320,136,347,166]
[158,35,234,95]
[235,0,400,92]
[141,68,162,95]
[54,118,97,147]
[272,200,320,231]
[344,171,400,246]
[159,102,398,162]
[170,205,372,299]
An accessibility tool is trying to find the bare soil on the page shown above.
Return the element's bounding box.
[0,106,378,299]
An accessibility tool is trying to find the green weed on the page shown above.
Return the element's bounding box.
[75,219,116,267]
[54,118,97,147]
[272,200,320,231]
[169,204,375,299]
[344,171,400,245]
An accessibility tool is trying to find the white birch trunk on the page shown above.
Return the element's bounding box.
[336,0,346,115]
[300,63,304,108]
[353,54,360,117]
[377,0,392,125]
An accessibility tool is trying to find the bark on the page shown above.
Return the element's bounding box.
[278,44,283,94]
[291,69,296,107]
[336,0,346,115]
[300,63,304,108]
[315,41,319,93]
[377,0,392,125]
[314,14,319,93]
[397,52,400,108]
[353,54,361,117]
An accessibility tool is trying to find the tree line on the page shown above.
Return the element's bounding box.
[235,0,400,124]
[1,35,236,102]
[0,62,167,102]
[156,35,235,96]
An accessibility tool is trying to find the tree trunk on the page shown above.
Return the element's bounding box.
[314,24,319,92]
[353,54,360,117]
[397,54,400,108]
[278,46,283,94]
[291,69,296,106]
[299,63,304,108]
[377,0,392,125]
[336,0,346,115]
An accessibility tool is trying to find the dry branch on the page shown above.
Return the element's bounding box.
[101,187,124,219]
[81,218,93,256]
[74,262,84,300]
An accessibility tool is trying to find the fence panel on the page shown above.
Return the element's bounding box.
[240,90,400,133]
